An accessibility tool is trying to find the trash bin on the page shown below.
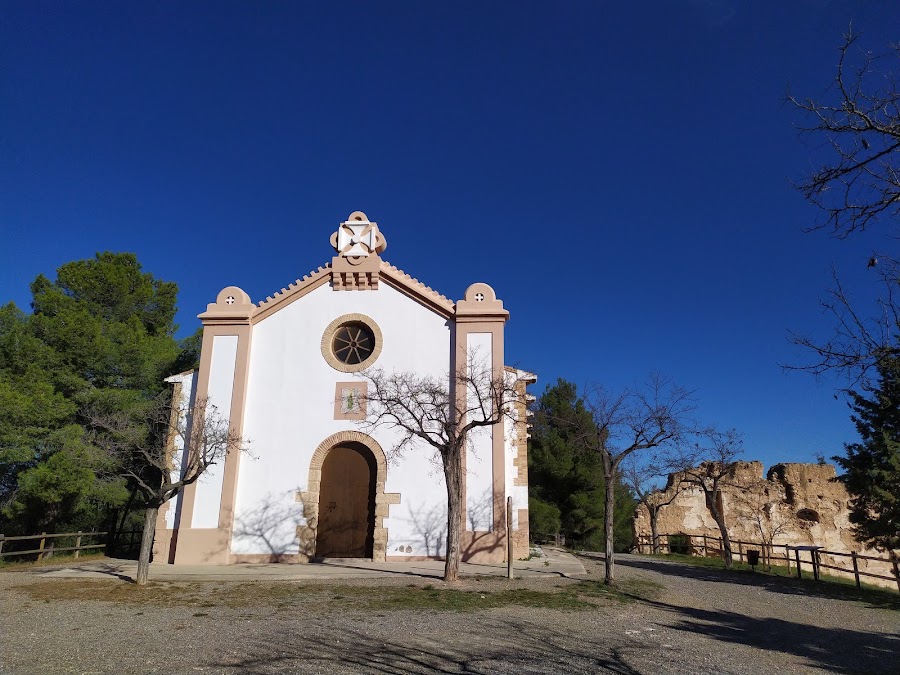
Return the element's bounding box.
[747,549,760,567]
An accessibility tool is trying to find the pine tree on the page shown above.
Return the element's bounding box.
[528,379,636,551]
[0,253,191,536]
[835,356,900,551]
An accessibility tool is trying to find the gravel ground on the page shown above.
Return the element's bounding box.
[1,553,898,675]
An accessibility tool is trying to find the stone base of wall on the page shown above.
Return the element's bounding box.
[159,517,531,566]
[171,527,231,564]
[385,555,443,562]
[231,553,310,564]
[461,531,506,563]
[512,508,530,560]
[152,528,176,564]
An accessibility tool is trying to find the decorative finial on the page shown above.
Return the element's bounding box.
[329,211,387,262]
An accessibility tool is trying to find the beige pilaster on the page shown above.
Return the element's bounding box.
[174,286,255,564]
[453,283,509,534]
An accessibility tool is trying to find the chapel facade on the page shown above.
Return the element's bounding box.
[154,212,535,565]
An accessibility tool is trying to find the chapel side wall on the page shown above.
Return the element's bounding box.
[505,373,531,560]
[232,282,453,561]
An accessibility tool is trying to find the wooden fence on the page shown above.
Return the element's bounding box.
[635,533,900,593]
[0,531,107,561]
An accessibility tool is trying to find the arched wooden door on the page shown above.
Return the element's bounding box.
[315,444,376,558]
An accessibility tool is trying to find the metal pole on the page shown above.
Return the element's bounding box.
[506,496,513,580]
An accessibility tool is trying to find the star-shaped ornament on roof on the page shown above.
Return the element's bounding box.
[330,211,387,265]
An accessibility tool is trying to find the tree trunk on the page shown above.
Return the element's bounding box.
[442,449,463,583]
[602,453,615,584]
[649,507,660,555]
[707,498,733,569]
[135,506,158,586]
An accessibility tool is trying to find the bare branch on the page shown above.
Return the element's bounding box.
[85,393,247,508]
[358,353,529,582]
[580,373,696,582]
[786,256,900,390]
[788,27,900,237]
[665,426,745,568]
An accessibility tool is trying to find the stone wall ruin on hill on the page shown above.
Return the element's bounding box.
[632,461,898,589]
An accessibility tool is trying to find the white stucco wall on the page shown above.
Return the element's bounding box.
[191,335,238,529]
[465,332,494,531]
[504,382,528,531]
[231,282,456,557]
[163,371,194,529]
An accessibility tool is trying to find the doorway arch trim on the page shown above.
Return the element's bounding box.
[297,430,399,561]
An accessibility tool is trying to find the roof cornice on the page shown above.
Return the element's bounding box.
[379,261,456,319]
[251,265,332,324]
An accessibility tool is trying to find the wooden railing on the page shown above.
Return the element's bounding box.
[0,531,107,561]
[635,533,900,593]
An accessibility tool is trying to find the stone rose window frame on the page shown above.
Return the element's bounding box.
[321,313,383,373]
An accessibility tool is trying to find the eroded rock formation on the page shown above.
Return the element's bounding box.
[633,461,898,588]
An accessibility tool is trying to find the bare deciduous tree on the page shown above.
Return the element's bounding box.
[672,428,744,570]
[788,257,900,391]
[359,356,524,582]
[583,374,694,584]
[621,454,686,555]
[732,480,791,570]
[788,26,900,238]
[88,394,245,585]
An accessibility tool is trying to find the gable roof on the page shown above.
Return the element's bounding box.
[378,261,455,317]
[250,259,455,324]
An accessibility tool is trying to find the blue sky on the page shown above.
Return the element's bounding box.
[2,1,898,470]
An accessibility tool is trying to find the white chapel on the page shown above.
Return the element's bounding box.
[154,212,535,565]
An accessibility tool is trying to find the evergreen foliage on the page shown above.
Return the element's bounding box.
[836,357,900,551]
[0,252,191,537]
[528,379,636,551]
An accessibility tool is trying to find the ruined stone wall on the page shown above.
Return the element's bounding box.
[633,461,898,589]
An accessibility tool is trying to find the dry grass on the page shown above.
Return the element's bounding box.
[0,552,109,571]
[15,575,662,613]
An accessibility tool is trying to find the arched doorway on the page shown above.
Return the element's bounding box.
[315,443,377,558]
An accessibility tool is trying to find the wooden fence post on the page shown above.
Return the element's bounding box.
[37,533,46,562]
[0,534,4,558]
[785,544,791,574]
[737,540,743,564]
[812,550,820,581]
[794,548,802,579]
[74,532,83,559]
[891,553,900,594]
[702,534,707,557]
[851,551,861,588]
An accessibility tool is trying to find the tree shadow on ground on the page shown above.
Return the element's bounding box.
[590,553,900,611]
[31,561,135,583]
[642,597,900,675]
[206,619,650,674]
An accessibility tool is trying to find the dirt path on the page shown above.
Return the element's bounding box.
[1,553,897,674]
